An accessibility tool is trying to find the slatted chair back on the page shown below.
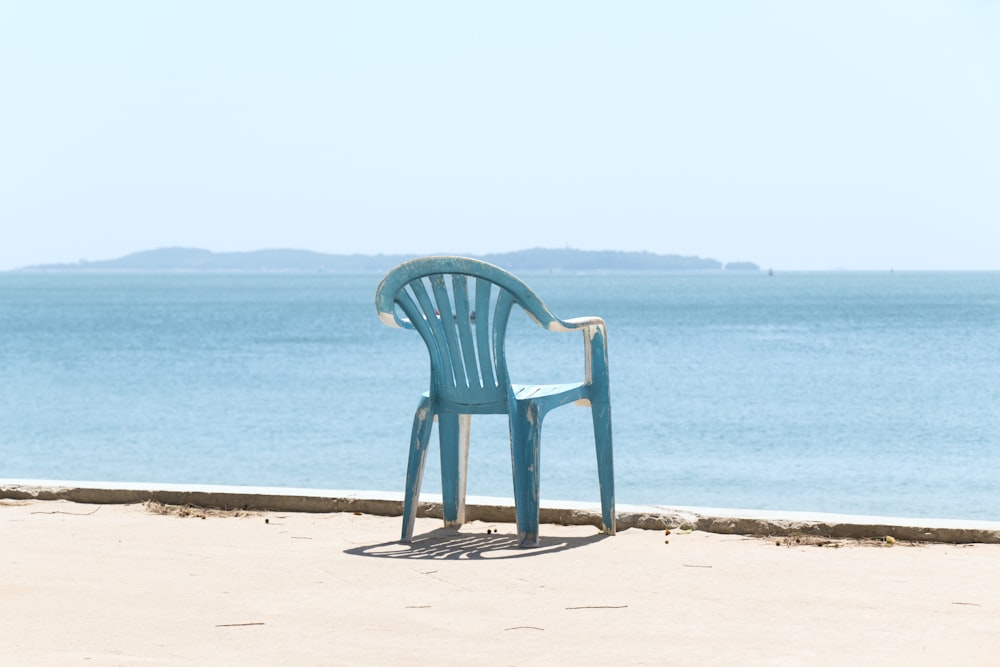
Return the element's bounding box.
[376,256,556,412]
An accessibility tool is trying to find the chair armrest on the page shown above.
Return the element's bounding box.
[542,316,609,390]
[546,316,605,333]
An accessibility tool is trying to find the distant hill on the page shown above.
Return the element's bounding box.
[24,247,413,272]
[19,247,759,272]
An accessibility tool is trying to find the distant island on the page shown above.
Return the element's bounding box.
[18,247,760,273]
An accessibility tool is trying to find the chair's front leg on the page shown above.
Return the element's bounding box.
[585,323,616,535]
[402,396,434,543]
[438,412,471,527]
[591,401,616,535]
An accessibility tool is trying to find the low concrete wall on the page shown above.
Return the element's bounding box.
[4,480,1000,544]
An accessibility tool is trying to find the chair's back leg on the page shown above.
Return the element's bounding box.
[402,396,434,543]
[438,412,471,527]
[509,402,543,547]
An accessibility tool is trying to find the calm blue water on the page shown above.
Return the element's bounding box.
[2,271,998,520]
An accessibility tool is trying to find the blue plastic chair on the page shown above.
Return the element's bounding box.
[375,256,615,546]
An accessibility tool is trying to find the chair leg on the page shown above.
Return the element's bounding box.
[591,402,616,535]
[401,396,434,543]
[438,413,471,528]
[509,402,542,547]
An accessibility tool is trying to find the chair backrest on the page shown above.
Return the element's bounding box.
[376,256,561,410]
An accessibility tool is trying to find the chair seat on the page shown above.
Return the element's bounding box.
[422,382,589,413]
[512,382,587,403]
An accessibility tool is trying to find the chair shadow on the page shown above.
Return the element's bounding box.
[344,526,609,560]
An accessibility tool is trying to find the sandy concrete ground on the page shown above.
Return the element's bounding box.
[2,499,998,666]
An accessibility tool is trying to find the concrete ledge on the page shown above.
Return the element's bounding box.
[4,479,1000,544]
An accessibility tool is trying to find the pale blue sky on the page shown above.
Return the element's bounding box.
[2,1,998,270]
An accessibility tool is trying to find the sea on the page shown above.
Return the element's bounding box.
[2,270,998,521]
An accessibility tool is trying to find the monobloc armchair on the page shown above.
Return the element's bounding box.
[375,256,615,546]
